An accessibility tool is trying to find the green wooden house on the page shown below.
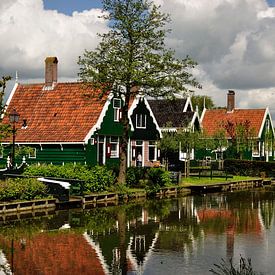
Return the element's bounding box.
[1,57,161,168]
[201,90,275,161]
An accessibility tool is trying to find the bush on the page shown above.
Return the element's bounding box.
[0,178,48,202]
[23,164,115,193]
[126,167,148,187]
[224,159,275,177]
[145,168,172,195]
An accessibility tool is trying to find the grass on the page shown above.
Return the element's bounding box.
[181,176,258,187]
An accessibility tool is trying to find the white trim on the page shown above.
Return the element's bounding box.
[84,94,113,143]
[258,107,275,138]
[136,113,147,129]
[161,127,177,132]
[110,136,119,158]
[83,232,110,275]
[1,142,85,145]
[190,112,200,130]
[29,148,37,159]
[183,96,193,112]
[200,107,207,124]
[129,95,162,138]
[2,82,18,118]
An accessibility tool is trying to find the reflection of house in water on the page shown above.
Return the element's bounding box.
[0,232,108,275]
[84,208,160,274]
[196,207,264,258]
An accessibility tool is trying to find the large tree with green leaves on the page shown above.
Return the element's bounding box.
[0,76,12,139]
[78,0,200,184]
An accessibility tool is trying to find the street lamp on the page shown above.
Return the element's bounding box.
[9,109,20,169]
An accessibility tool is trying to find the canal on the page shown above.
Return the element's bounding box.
[0,189,275,274]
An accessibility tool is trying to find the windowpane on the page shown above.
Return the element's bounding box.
[110,136,119,158]
[113,98,121,108]
[136,114,146,128]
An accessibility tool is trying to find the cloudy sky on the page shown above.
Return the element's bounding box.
[1,0,275,118]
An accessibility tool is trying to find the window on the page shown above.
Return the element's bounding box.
[29,148,37,159]
[113,98,121,122]
[110,137,119,158]
[136,114,147,128]
[149,141,157,161]
[252,141,260,156]
[113,98,121,109]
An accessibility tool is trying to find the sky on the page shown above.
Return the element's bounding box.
[2,0,275,120]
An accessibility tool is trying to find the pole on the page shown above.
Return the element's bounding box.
[12,123,16,168]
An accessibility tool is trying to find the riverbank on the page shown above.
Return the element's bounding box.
[0,176,273,221]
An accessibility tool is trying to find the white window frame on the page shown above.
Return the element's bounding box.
[0,147,3,159]
[252,141,260,157]
[110,137,119,158]
[136,114,147,129]
[148,141,157,161]
[113,98,121,122]
[29,148,37,159]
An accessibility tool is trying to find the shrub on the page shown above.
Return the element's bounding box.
[126,167,148,187]
[23,164,115,193]
[0,178,48,202]
[145,168,172,195]
[224,159,275,177]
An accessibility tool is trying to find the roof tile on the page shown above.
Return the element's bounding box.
[2,83,108,143]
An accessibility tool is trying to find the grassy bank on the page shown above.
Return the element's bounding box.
[181,176,257,187]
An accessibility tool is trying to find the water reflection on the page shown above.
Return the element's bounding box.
[0,189,274,274]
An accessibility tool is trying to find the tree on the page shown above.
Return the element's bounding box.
[0,76,12,139]
[191,95,214,115]
[78,0,200,184]
[222,120,256,159]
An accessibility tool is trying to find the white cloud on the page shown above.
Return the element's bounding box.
[1,0,275,121]
[154,0,275,120]
[0,0,108,80]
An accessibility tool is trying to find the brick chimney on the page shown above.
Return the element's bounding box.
[44,57,58,89]
[227,90,235,112]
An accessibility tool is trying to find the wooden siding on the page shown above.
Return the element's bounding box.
[130,99,160,140]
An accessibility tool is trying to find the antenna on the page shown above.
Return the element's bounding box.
[15,71,18,83]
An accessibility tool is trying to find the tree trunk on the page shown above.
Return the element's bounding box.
[117,92,130,185]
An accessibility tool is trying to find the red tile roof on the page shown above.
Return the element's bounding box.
[2,83,108,143]
[201,108,266,137]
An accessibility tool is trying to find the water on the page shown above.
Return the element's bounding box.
[1,189,275,274]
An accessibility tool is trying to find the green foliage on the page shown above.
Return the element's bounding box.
[0,178,48,202]
[224,159,275,177]
[126,167,148,187]
[210,256,262,275]
[191,95,215,115]
[83,165,116,193]
[222,120,256,159]
[78,0,200,184]
[23,164,115,193]
[0,76,12,140]
[15,146,35,158]
[145,168,172,195]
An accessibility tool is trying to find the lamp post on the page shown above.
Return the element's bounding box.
[9,109,20,169]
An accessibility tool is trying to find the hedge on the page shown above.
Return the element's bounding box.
[23,164,116,193]
[0,178,48,202]
[224,159,275,177]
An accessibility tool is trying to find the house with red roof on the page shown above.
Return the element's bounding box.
[1,57,161,167]
[147,97,201,168]
[201,90,274,161]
